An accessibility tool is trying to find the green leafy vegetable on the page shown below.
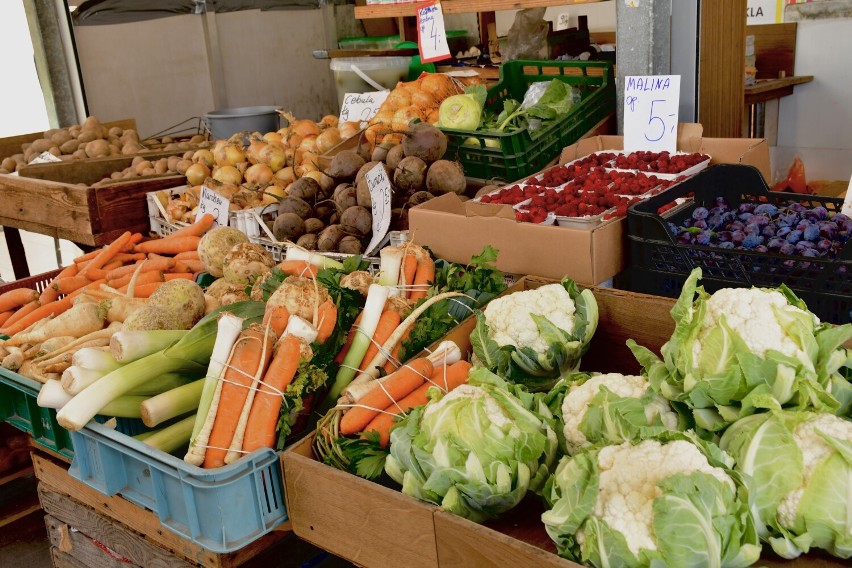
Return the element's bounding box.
[275,360,329,450]
[480,80,578,137]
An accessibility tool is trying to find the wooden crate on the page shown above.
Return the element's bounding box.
[32,453,289,568]
[0,119,137,162]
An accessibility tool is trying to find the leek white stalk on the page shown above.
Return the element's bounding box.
[37,379,72,409]
[142,415,196,454]
[378,247,404,297]
[38,380,146,418]
[72,347,120,373]
[285,247,344,270]
[140,379,204,428]
[188,313,244,446]
[321,284,391,411]
[57,303,264,432]
[61,366,105,396]
[110,330,188,363]
[284,315,319,344]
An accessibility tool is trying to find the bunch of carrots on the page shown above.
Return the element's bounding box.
[0,214,215,338]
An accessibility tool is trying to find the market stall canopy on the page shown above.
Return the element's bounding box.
[72,0,320,25]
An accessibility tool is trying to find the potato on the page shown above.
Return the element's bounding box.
[72,149,88,161]
[167,155,180,172]
[76,130,99,144]
[154,159,169,174]
[108,126,123,137]
[59,139,79,154]
[51,130,73,146]
[48,146,61,157]
[30,138,52,153]
[1,158,15,172]
[135,160,153,175]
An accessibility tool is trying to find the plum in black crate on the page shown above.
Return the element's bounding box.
[626,164,852,324]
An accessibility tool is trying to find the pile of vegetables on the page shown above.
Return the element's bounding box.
[0,116,207,174]
[269,123,467,253]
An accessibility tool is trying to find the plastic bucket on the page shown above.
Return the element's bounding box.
[203,106,280,139]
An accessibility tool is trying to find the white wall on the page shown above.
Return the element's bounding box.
[775,18,852,181]
[495,1,616,35]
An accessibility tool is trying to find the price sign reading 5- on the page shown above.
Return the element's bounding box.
[623,75,680,154]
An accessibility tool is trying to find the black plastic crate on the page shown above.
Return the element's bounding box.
[626,164,851,324]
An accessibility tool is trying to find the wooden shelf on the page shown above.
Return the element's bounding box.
[0,470,40,529]
[355,0,604,19]
[0,464,34,487]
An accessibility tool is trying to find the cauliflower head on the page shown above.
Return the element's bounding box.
[484,283,576,353]
[560,373,679,454]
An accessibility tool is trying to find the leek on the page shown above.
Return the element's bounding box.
[285,247,344,270]
[61,366,104,396]
[101,395,147,418]
[140,379,204,428]
[322,284,390,411]
[37,380,145,418]
[37,380,72,409]
[142,415,196,454]
[127,373,195,396]
[378,247,403,297]
[110,330,189,363]
[58,302,265,431]
[72,347,120,373]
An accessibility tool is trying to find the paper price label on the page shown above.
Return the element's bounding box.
[339,91,390,127]
[842,174,852,217]
[29,151,62,164]
[198,185,230,227]
[417,1,451,63]
[623,75,681,154]
[364,162,392,255]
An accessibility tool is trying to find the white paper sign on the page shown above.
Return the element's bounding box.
[417,2,451,63]
[198,185,230,227]
[623,75,681,154]
[29,151,62,164]
[339,91,390,127]
[842,174,852,217]
[555,12,571,32]
[747,0,779,24]
[364,162,392,255]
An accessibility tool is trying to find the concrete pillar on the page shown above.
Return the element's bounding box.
[615,0,672,132]
[24,0,82,127]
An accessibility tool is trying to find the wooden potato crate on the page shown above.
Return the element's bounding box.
[32,453,291,568]
[0,119,136,162]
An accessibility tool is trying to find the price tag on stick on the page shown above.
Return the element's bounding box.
[198,185,230,227]
[417,1,451,63]
[623,75,681,154]
[29,151,62,164]
[339,91,390,127]
[364,162,393,255]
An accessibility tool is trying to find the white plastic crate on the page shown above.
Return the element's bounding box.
[147,187,270,238]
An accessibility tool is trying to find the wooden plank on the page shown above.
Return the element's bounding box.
[46,515,139,568]
[41,492,193,568]
[355,0,604,18]
[0,464,34,486]
[90,175,186,235]
[747,22,797,79]
[0,175,91,234]
[744,75,813,97]
[0,119,136,162]
[698,0,746,138]
[32,453,286,568]
[51,547,93,568]
[18,150,184,186]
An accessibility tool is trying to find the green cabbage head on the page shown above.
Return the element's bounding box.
[629,268,852,432]
[719,410,852,559]
[384,367,558,522]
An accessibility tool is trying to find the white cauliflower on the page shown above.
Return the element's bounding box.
[484,284,576,353]
[561,373,679,454]
[423,384,512,429]
[585,439,733,555]
[777,413,852,529]
[691,287,818,364]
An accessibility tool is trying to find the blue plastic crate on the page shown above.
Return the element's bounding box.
[69,422,287,553]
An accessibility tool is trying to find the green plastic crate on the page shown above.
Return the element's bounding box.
[441,60,616,183]
[0,369,74,459]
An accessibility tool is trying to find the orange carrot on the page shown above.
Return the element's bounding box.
[38,285,59,305]
[164,273,194,281]
[167,213,215,239]
[108,256,174,281]
[125,282,165,298]
[275,260,318,278]
[109,270,164,290]
[4,301,39,328]
[80,231,132,280]
[73,249,101,264]
[113,252,146,263]
[55,264,78,280]
[334,312,363,364]
[383,326,413,374]
[408,257,435,302]
[85,258,125,281]
[402,253,417,299]
[51,276,92,295]
[263,306,290,338]
[242,334,302,453]
[119,233,144,252]
[203,327,275,468]
[1,297,74,336]
[174,250,200,261]
[339,358,433,436]
[0,311,12,328]
[358,310,401,372]
[315,300,337,344]
[104,260,145,282]
[173,259,205,274]
[0,288,39,312]
[363,361,472,447]
[68,279,107,300]
[135,236,201,255]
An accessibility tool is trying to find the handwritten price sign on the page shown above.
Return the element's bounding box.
[417,1,451,63]
[623,75,681,154]
[364,162,393,255]
[339,91,390,127]
[198,185,230,227]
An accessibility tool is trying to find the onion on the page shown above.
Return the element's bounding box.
[263,131,283,144]
[244,163,274,185]
[264,184,286,200]
[258,144,287,172]
[212,140,228,165]
[212,165,242,185]
[185,163,211,186]
[298,135,318,155]
[296,162,318,177]
[338,123,359,140]
[320,115,339,128]
[291,119,320,138]
[277,127,291,138]
[274,166,295,184]
[315,128,342,154]
[303,170,333,194]
[192,149,214,167]
[246,139,267,165]
[236,162,249,175]
[299,152,318,168]
[287,133,303,150]
[224,144,246,167]
[283,147,295,167]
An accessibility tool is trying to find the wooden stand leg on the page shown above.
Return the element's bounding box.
[4,227,31,280]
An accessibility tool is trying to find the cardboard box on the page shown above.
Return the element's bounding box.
[409,124,770,285]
